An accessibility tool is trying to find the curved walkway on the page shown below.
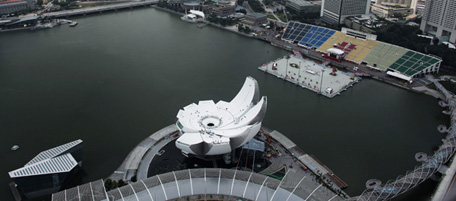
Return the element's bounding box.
[109,124,179,181]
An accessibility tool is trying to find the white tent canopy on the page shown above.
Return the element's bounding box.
[327,48,345,55]
[189,10,205,19]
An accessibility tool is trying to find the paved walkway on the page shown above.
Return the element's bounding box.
[432,80,456,201]
[137,125,178,180]
[412,86,445,99]
[259,128,350,198]
[433,153,456,201]
[109,124,178,181]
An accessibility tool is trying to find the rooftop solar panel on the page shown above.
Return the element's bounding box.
[430,58,439,63]
[404,51,414,57]
[389,63,400,70]
[422,56,432,62]
[404,61,414,68]
[413,54,424,60]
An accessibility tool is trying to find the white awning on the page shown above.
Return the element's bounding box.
[189,10,205,19]
[327,48,344,55]
[387,71,412,82]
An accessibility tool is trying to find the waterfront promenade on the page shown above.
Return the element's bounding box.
[109,123,349,199]
[109,124,179,181]
[53,125,348,201]
[432,153,456,201]
[431,81,456,201]
[42,0,158,18]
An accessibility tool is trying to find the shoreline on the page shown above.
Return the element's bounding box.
[4,4,444,100]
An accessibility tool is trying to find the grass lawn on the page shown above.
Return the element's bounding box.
[267,13,276,20]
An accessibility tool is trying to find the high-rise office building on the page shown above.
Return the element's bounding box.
[321,0,370,24]
[0,0,35,15]
[420,0,456,43]
[375,0,418,13]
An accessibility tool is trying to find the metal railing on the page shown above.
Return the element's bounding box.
[104,168,343,201]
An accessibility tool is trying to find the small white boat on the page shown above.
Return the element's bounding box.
[11,145,19,151]
[69,21,78,27]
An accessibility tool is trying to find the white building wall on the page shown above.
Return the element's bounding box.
[321,0,370,24]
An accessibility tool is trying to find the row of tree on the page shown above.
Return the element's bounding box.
[104,179,127,191]
[207,14,237,26]
[238,24,252,33]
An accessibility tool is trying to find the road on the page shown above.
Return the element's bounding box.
[257,0,284,22]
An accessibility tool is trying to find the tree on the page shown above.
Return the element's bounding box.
[432,37,439,45]
[130,175,137,182]
[238,24,244,32]
[244,26,252,33]
[111,180,118,189]
[104,179,113,191]
[247,0,265,13]
[118,179,126,187]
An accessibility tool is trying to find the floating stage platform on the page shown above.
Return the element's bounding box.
[259,55,360,98]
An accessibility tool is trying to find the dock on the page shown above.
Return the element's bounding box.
[259,54,360,98]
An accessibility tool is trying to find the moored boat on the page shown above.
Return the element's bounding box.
[69,21,78,27]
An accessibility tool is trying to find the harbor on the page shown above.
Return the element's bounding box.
[0,7,450,201]
[259,54,360,98]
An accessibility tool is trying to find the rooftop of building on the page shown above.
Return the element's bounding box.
[9,139,83,178]
[246,12,266,18]
[287,0,321,6]
[9,153,78,178]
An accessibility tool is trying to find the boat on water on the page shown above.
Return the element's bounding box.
[181,10,205,23]
[11,145,19,151]
[69,21,78,27]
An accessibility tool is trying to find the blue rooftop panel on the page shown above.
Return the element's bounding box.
[298,26,336,48]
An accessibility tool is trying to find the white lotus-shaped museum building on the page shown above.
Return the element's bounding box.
[175,77,267,156]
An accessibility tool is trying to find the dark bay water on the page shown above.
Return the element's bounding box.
[0,8,448,200]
